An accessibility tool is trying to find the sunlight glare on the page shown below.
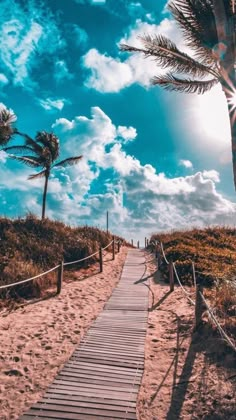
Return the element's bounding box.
[227,89,236,111]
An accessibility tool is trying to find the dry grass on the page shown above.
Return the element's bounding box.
[0,214,123,300]
[150,226,236,338]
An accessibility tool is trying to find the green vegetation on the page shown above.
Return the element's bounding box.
[0,214,119,299]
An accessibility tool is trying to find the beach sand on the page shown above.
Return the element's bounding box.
[137,254,236,419]
[1,247,235,420]
[0,246,128,420]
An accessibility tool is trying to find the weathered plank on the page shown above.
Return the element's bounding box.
[20,249,149,419]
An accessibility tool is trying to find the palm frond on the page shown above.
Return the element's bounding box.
[23,134,44,154]
[9,155,43,168]
[54,155,83,168]
[3,145,34,154]
[168,0,218,65]
[152,73,219,94]
[35,131,60,161]
[0,109,17,125]
[28,169,46,180]
[0,126,15,146]
[122,34,219,79]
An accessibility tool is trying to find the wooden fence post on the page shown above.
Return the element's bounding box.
[155,245,158,258]
[99,247,103,272]
[57,260,64,295]
[112,236,115,260]
[194,284,204,330]
[137,240,139,249]
[169,260,174,292]
[118,240,121,253]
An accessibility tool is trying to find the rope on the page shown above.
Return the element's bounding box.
[102,239,114,250]
[0,239,117,289]
[0,264,60,290]
[173,263,195,306]
[200,292,236,353]
[63,250,100,267]
[160,242,169,265]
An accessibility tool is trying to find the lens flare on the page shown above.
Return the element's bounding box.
[228,89,236,111]
[224,87,236,126]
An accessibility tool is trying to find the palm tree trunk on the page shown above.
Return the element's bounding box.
[223,85,236,191]
[42,174,49,220]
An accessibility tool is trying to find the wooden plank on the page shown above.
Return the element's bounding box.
[47,385,137,401]
[57,374,140,388]
[44,388,137,402]
[41,395,136,409]
[24,409,136,420]
[63,365,142,377]
[39,399,136,414]
[21,249,148,420]
[53,379,138,393]
[31,403,137,419]
[60,370,141,384]
[64,360,142,374]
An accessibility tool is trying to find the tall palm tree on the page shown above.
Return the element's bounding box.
[120,1,236,189]
[5,131,82,219]
[0,109,17,148]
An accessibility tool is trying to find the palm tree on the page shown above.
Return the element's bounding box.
[5,131,82,219]
[0,108,17,148]
[120,1,236,188]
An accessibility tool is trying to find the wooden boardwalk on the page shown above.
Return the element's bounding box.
[21,249,149,420]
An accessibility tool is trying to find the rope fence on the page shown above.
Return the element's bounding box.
[0,264,60,290]
[147,239,236,353]
[0,236,123,296]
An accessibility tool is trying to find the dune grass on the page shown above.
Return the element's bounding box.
[0,214,122,299]
[150,226,236,337]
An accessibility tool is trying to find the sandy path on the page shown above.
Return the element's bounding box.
[0,247,128,420]
[137,252,236,420]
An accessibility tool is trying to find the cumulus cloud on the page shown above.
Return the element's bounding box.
[52,107,236,239]
[82,18,186,92]
[83,49,133,93]
[202,170,220,183]
[179,159,193,169]
[1,105,236,240]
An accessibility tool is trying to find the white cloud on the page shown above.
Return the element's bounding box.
[202,170,220,183]
[52,107,236,240]
[0,0,65,88]
[179,159,193,169]
[0,73,8,85]
[83,49,133,93]
[1,106,236,241]
[0,151,7,163]
[38,97,69,112]
[54,60,74,82]
[116,125,137,142]
[82,18,186,92]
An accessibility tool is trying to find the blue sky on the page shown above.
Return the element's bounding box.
[0,0,235,242]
